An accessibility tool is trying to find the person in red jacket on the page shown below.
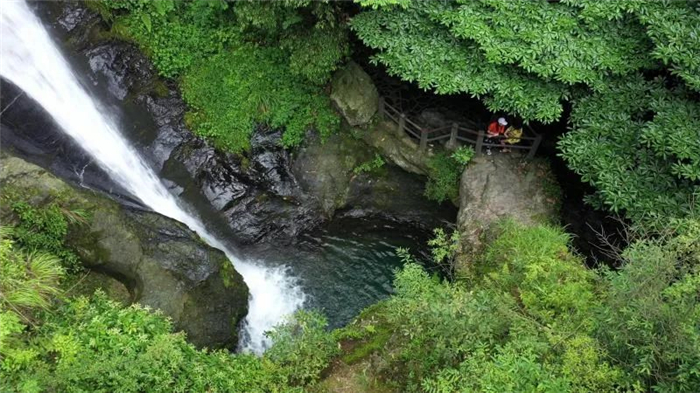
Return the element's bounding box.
[485,117,507,155]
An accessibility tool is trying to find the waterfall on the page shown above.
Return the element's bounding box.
[1,0,304,354]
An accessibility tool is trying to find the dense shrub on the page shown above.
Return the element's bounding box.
[97,0,346,154]
[0,291,338,393]
[182,46,338,152]
[424,152,464,203]
[0,291,281,393]
[265,310,340,387]
[596,220,700,393]
[383,222,628,392]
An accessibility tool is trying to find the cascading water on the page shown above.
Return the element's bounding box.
[0,0,304,354]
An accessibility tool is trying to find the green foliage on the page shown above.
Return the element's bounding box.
[230,0,350,85]
[7,201,85,273]
[265,310,340,387]
[0,232,64,320]
[183,46,339,152]
[351,1,573,123]
[355,0,412,10]
[596,219,700,393]
[341,220,700,392]
[353,153,386,175]
[426,227,460,277]
[424,152,463,203]
[379,222,632,392]
[98,0,348,154]
[450,145,474,165]
[566,0,700,92]
[558,76,700,228]
[0,288,339,393]
[333,302,393,365]
[353,0,700,229]
[0,291,282,393]
[440,1,653,87]
[104,0,232,78]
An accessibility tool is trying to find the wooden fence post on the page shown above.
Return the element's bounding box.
[447,122,458,150]
[397,114,406,138]
[527,133,543,159]
[475,130,485,156]
[377,96,385,119]
[420,128,428,152]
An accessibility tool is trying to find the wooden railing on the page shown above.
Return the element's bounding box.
[378,96,542,159]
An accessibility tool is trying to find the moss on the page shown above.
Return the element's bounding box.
[219,258,237,289]
[61,270,132,305]
[334,301,393,365]
[149,79,170,98]
[341,326,392,365]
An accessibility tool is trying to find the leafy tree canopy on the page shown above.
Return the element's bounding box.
[352,0,700,227]
[558,76,700,227]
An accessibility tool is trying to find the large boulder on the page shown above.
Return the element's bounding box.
[0,154,249,349]
[455,154,559,271]
[330,61,379,127]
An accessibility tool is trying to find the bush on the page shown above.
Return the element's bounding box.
[353,153,386,175]
[596,220,700,393]
[97,0,345,154]
[450,146,475,165]
[424,152,463,203]
[426,227,460,278]
[182,46,339,153]
[265,310,340,387]
[8,201,86,273]
[379,222,631,392]
[0,291,285,393]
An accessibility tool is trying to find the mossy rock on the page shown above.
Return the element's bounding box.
[0,153,249,349]
[330,61,379,127]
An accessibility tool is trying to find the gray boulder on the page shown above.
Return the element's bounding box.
[0,154,249,349]
[330,62,379,127]
[456,154,559,272]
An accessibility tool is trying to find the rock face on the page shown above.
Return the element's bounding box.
[455,154,559,270]
[330,61,379,127]
[362,120,431,176]
[292,132,455,228]
[0,154,249,349]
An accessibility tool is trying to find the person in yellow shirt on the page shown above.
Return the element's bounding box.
[502,119,523,153]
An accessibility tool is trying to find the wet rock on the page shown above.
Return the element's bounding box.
[164,131,323,245]
[0,154,249,350]
[331,61,379,127]
[56,5,91,32]
[86,43,154,100]
[249,128,298,197]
